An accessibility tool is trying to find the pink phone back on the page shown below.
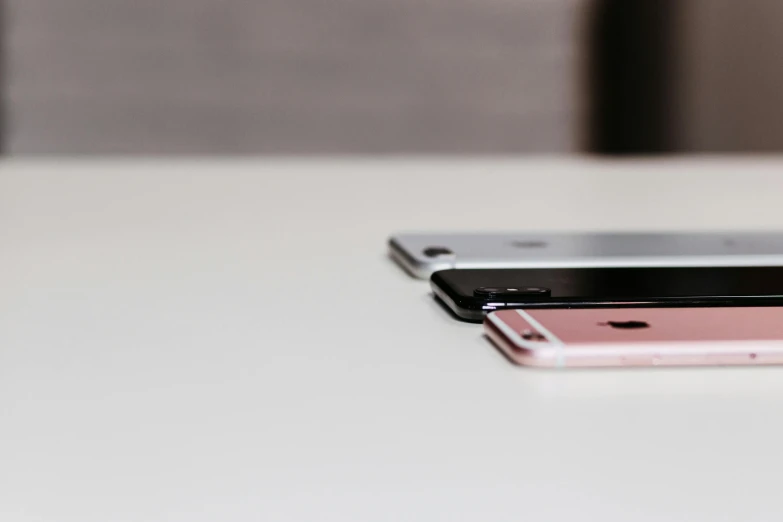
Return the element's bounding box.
[494,307,783,344]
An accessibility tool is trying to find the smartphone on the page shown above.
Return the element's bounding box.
[431,266,783,322]
[485,307,783,368]
[389,231,783,279]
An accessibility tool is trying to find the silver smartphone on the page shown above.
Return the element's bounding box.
[388,231,783,279]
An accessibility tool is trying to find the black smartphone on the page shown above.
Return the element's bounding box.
[430,266,783,322]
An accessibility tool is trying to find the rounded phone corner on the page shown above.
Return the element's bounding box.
[429,267,460,282]
[484,311,560,367]
[429,269,464,297]
[430,276,486,323]
[388,238,433,279]
[457,308,488,323]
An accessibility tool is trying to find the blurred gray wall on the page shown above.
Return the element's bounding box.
[6,0,581,154]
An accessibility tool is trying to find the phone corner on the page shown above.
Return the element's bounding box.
[388,240,432,279]
[484,315,560,367]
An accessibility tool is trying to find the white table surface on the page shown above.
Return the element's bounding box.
[3,158,783,522]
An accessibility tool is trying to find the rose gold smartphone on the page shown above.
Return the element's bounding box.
[484,307,783,368]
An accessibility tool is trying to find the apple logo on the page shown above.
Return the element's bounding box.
[599,320,650,329]
[510,240,548,249]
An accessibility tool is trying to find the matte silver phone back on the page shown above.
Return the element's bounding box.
[389,231,783,278]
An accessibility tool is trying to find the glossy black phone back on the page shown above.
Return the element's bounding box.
[430,267,783,322]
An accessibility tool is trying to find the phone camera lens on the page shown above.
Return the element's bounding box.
[473,287,551,298]
[423,246,454,258]
[521,329,546,341]
[474,287,503,296]
[475,287,496,294]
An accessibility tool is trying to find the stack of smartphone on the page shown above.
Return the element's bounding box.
[389,232,783,368]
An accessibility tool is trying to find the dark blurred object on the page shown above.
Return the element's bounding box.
[585,0,678,154]
[5,0,783,154]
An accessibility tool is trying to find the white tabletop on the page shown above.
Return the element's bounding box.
[2,158,783,522]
